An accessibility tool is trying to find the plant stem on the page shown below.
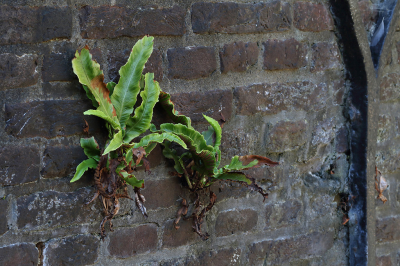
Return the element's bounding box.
[179,159,192,189]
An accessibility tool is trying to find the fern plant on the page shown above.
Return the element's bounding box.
[153,92,280,239]
[70,36,186,238]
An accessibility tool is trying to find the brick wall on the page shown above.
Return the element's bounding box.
[0,0,387,265]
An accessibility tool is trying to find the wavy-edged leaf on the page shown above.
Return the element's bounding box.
[84,109,120,129]
[160,123,214,153]
[72,48,117,125]
[194,150,217,176]
[203,115,222,150]
[124,73,160,143]
[239,155,280,168]
[159,91,192,128]
[214,172,252,185]
[133,132,187,150]
[103,130,123,155]
[163,141,184,174]
[120,171,144,188]
[82,85,98,108]
[70,158,97,182]
[107,81,116,97]
[80,137,100,161]
[224,155,258,171]
[145,142,157,154]
[111,36,154,128]
[202,126,215,146]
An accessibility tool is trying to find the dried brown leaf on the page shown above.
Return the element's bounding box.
[83,119,89,135]
[132,147,146,166]
[134,187,148,217]
[375,166,388,203]
[239,155,280,168]
[174,198,188,229]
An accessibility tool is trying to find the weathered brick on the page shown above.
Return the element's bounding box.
[108,225,157,258]
[168,47,216,80]
[265,200,302,228]
[16,188,101,230]
[80,5,185,39]
[378,114,391,143]
[0,243,38,266]
[358,0,378,31]
[42,81,85,99]
[142,177,187,210]
[266,120,308,152]
[192,2,291,34]
[248,231,334,265]
[220,42,258,74]
[108,49,162,82]
[293,2,334,32]
[397,42,400,63]
[333,79,346,105]
[380,73,400,102]
[164,248,242,266]
[376,255,392,266]
[169,89,232,123]
[215,209,257,237]
[5,100,103,138]
[336,127,349,153]
[0,146,40,186]
[162,219,199,248]
[41,146,87,179]
[0,199,7,235]
[311,118,336,147]
[376,216,400,242]
[45,235,99,266]
[311,42,341,72]
[0,6,72,45]
[234,82,326,116]
[263,39,307,70]
[209,180,249,201]
[0,53,38,91]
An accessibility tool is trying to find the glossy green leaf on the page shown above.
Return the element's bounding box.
[107,81,117,96]
[133,132,187,150]
[203,115,222,150]
[72,47,117,125]
[120,171,144,188]
[70,158,97,182]
[223,156,258,172]
[214,172,252,185]
[124,73,160,143]
[80,137,100,161]
[111,36,154,129]
[84,109,120,129]
[144,142,157,154]
[103,130,123,155]
[159,91,192,128]
[202,126,215,146]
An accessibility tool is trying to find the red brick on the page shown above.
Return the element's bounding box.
[0,243,38,266]
[45,235,99,266]
[293,2,333,32]
[263,39,307,70]
[142,177,187,210]
[16,188,102,230]
[167,47,216,80]
[266,120,307,152]
[0,6,72,45]
[376,216,400,243]
[215,209,257,236]
[80,5,185,39]
[0,146,40,186]
[0,53,38,91]
[220,42,258,74]
[192,2,291,34]
[108,49,162,83]
[376,255,392,266]
[108,225,158,258]
[333,79,346,105]
[265,200,302,228]
[311,42,341,72]
[5,100,104,138]
[248,231,334,265]
[169,89,232,124]
[234,82,327,116]
[0,199,7,235]
[162,219,199,248]
[380,73,400,102]
[41,146,87,179]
